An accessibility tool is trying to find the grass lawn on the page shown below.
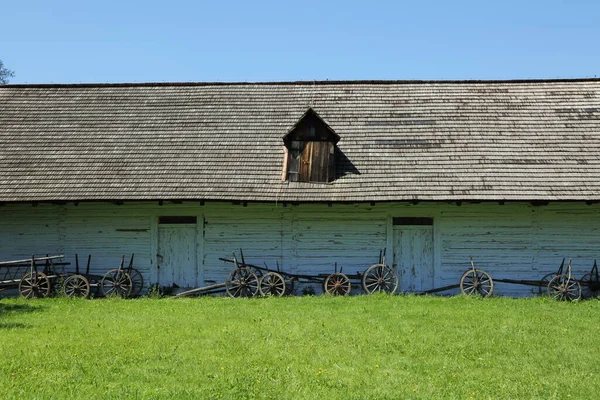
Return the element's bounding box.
[1,295,599,399]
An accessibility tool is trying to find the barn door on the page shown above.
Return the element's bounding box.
[157,218,198,288]
[393,219,434,293]
[295,141,334,182]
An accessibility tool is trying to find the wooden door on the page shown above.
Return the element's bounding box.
[393,226,434,292]
[298,141,334,182]
[157,224,197,288]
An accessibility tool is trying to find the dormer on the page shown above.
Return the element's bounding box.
[282,108,340,183]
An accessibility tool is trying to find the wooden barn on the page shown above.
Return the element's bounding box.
[1,79,600,296]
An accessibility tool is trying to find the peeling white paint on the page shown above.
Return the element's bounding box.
[1,201,599,297]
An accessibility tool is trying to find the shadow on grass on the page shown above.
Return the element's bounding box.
[0,302,43,330]
[0,322,28,329]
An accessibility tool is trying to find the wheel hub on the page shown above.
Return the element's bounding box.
[560,285,567,294]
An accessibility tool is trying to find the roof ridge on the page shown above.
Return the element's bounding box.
[3,77,600,89]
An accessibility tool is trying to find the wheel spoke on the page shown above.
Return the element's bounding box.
[378,268,387,280]
[552,291,563,301]
[226,268,258,298]
[19,272,51,299]
[232,286,243,297]
[324,273,351,295]
[64,275,90,298]
[101,269,132,297]
[548,274,580,301]
[259,272,286,297]
[461,268,493,298]
[361,264,397,294]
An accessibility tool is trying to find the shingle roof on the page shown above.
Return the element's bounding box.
[1,79,600,202]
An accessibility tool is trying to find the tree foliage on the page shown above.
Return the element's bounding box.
[0,59,15,85]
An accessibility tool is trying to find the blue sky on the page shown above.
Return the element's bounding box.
[1,0,599,84]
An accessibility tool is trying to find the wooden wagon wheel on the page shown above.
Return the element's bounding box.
[580,273,600,299]
[361,264,399,294]
[460,269,494,298]
[258,272,286,296]
[323,273,351,296]
[547,274,581,301]
[226,267,259,298]
[538,273,556,296]
[127,268,144,297]
[19,271,51,299]
[63,274,91,298]
[101,269,132,298]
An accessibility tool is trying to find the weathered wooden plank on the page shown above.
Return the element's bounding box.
[2,201,600,297]
[0,255,64,265]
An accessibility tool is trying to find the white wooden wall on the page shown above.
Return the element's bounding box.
[1,201,600,297]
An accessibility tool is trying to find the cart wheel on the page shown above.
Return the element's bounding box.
[259,272,286,296]
[63,274,91,298]
[323,273,352,296]
[19,271,51,299]
[101,269,132,298]
[547,274,581,301]
[361,264,399,294]
[538,273,556,296]
[580,273,600,299]
[226,267,259,298]
[460,269,494,298]
[127,268,144,297]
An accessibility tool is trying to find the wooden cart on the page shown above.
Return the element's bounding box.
[0,254,144,299]
[0,255,67,298]
[62,254,144,298]
[177,250,399,298]
[425,257,592,301]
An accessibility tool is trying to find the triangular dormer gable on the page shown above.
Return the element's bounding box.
[282,108,339,183]
[283,107,340,146]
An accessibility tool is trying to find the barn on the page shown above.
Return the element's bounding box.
[1,79,600,296]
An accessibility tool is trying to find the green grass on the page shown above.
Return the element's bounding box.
[1,295,599,399]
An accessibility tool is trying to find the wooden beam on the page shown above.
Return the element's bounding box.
[281,145,289,181]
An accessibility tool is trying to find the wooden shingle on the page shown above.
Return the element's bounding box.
[1,79,599,202]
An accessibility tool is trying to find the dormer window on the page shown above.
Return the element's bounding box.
[283,108,340,183]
